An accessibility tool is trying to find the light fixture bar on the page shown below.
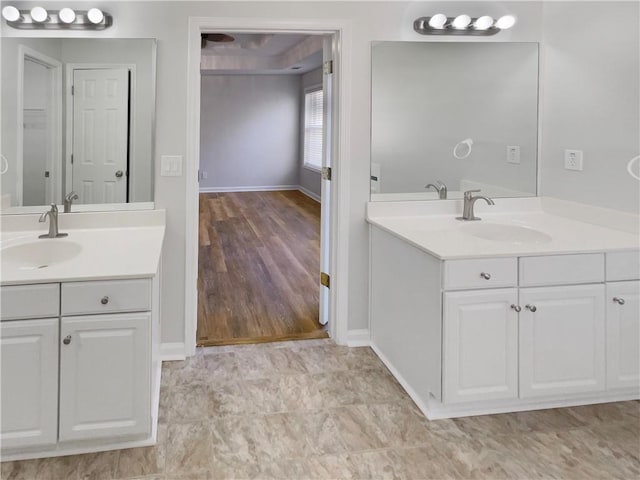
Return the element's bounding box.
[3,8,112,29]
[414,16,514,36]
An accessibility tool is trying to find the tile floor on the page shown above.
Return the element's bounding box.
[2,339,639,479]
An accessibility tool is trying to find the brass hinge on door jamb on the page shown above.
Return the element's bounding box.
[320,272,330,289]
[323,60,333,75]
[321,167,332,181]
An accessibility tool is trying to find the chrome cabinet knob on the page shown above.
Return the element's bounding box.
[63,335,72,345]
[115,170,124,178]
[613,297,626,305]
[525,304,537,312]
[511,304,522,313]
[480,272,491,280]
[101,296,109,305]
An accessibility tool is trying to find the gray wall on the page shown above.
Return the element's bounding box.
[199,74,301,190]
[299,67,323,198]
[540,2,640,213]
[4,1,636,345]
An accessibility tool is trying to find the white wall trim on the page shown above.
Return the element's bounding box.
[297,186,321,203]
[186,16,353,357]
[199,185,298,193]
[159,342,186,361]
[346,329,370,347]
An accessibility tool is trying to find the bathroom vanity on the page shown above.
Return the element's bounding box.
[368,198,640,419]
[0,210,165,461]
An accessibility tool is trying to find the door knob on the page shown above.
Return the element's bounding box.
[613,297,626,305]
[511,304,522,313]
[525,304,537,312]
[115,170,124,178]
[480,272,491,280]
[63,335,72,345]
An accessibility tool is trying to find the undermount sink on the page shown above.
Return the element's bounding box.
[1,240,82,270]
[461,222,553,245]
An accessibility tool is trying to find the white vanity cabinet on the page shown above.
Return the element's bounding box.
[606,281,640,390]
[0,276,156,460]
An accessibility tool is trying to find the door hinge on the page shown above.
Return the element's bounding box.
[70,153,74,164]
[320,272,330,289]
[321,166,332,181]
[71,85,74,95]
[323,60,333,75]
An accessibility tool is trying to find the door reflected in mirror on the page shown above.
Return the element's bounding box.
[370,42,539,201]
[1,38,156,213]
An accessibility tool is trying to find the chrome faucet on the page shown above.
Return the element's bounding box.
[425,181,448,199]
[456,190,495,221]
[64,191,79,213]
[39,204,68,239]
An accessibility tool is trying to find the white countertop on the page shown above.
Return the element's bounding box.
[367,198,639,260]
[1,210,165,285]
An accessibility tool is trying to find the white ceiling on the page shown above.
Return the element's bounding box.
[200,33,324,75]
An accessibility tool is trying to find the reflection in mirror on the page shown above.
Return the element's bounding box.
[371,42,539,201]
[1,38,156,213]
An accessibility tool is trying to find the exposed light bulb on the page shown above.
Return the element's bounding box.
[428,14,447,29]
[2,5,20,22]
[496,15,516,29]
[30,6,48,23]
[58,8,76,24]
[87,8,104,24]
[474,16,494,30]
[452,14,472,30]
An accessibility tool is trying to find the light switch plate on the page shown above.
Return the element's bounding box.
[564,149,583,171]
[506,146,521,164]
[161,155,183,177]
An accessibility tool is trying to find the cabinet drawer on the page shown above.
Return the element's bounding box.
[0,284,60,321]
[443,258,517,290]
[62,279,151,316]
[606,251,640,281]
[519,254,604,287]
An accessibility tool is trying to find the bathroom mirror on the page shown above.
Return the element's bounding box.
[370,42,539,201]
[1,38,156,213]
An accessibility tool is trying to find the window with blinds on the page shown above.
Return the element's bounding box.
[303,88,323,170]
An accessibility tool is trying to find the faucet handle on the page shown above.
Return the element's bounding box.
[463,189,481,199]
[65,191,79,201]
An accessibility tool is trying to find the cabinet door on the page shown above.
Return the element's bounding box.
[1,318,58,450]
[443,289,518,403]
[606,281,640,390]
[59,313,151,442]
[520,284,605,398]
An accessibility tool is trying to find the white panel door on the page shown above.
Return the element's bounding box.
[0,318,58,450]
[520,284,605,398]
[59,313,150,442]
[72,68,129,204]
[443,288,519,403]
[606,281,640,390]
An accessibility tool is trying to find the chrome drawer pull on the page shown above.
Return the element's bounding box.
[511,304,522,313]
[101,296,109,305]
[525,304,537,312]
[613,297,626,305]
[63,335,72,345]
[480,272,491,280]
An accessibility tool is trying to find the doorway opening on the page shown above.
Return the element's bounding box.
[196,32,331,346]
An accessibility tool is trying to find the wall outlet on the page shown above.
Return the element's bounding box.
[507,146,521,164]
[564,149,583,171]
[161,155,183,177]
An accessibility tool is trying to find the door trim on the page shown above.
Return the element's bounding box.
[185,16,353,355]
[16,45,62,206]
[65,63,136,202]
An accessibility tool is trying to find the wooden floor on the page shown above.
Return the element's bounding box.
[197,190,327,346]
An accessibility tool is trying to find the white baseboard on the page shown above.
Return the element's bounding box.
[298,186,321,203]
[346,329,370,347]
[160,342,186,361]
[199,185,299,193]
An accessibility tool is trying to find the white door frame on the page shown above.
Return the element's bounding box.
[185,16,352,355]
[65,63,136,202]
[16,45,62,206]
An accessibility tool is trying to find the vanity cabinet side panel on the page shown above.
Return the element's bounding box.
[0,318,59,450]
[606,281,640,390]
[370,227,442,402]
[59,313,151,442]
[519,284,606,398]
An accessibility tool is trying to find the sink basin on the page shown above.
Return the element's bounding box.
[461,223,553,245]
[2,240,82,270]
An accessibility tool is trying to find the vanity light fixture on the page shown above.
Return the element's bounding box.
[414,14,516,36]
[1,6,112,29]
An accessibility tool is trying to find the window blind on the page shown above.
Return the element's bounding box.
[304,89,323,169]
